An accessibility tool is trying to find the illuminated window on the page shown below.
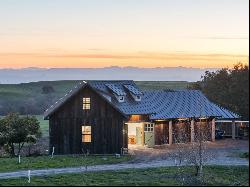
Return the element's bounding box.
[144,123,154,132]
[83,97,91,110]
[82,126,91,143]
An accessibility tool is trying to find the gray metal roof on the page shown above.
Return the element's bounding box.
[44,80,239,120]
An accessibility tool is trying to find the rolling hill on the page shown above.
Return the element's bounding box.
[0,80,191,115]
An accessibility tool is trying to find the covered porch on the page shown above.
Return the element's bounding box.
[154,118,216,146]
[216,120,249,139]
[123,115,217,149]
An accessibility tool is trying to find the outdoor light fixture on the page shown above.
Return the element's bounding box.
[199,117,208,120]
[155,119,166,122]
[178,118,188,120]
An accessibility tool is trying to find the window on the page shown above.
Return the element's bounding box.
[83,97,91,110]
[82,126,91,143]
[144,123,154,132]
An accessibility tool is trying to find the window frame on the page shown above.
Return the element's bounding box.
[82,125,92,143]
[83,97,91,110]
[144,123,154,132]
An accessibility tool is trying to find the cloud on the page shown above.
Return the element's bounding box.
[0,51,248,69]
[0,52,248,62]
[195,36,249,40]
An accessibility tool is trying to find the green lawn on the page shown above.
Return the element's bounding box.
[34,115,49,137]
[0,155,132,173]
[136,81,190,90]
[0,166,248,186]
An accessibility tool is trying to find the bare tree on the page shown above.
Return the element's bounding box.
[186,122,211,177]
[171,119,213,178]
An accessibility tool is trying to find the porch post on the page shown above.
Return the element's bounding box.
[232,120,236,139]
[142,123,145,146]
[190,119,195,142]
[169,120,173,145]
[211,118,215,142]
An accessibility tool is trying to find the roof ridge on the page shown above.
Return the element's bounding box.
[87,80,134,82]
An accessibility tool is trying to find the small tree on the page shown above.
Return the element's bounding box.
[0,113,41,156]
[186,122,211,177]
[17,116,41,155]
[0,117,9,152]
[172,119,213,182]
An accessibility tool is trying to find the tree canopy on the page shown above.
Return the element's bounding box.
[0,113,41,156]
[189,63,249,120]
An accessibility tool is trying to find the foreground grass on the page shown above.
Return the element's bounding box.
[0,166,248,186]
[0,155,132,173]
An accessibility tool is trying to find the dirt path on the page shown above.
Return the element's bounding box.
[0,158,248,180]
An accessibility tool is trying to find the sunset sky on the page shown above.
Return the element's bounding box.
[0,0,249,69]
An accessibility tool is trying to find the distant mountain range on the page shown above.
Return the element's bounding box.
[0,66,218,84]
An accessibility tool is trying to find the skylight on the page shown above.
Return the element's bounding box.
[123,84,143,101]
[105,84,126,96]
[123,84,143,95]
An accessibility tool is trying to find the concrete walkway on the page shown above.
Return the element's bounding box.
[0,159,248,180]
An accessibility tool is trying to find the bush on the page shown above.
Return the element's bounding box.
[239,152,249,158]
[42,85,55,94]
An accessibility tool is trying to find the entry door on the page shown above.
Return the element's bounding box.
[136,127,142,145]
[144,123,155,147]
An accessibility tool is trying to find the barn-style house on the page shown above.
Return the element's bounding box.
[44,80,239,155]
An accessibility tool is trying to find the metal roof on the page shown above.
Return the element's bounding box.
[44,80,240,120]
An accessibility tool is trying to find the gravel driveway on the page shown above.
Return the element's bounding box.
[128,139,249,164]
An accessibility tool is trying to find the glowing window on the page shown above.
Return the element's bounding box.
[83,97,91,110]
[82,126,91,143]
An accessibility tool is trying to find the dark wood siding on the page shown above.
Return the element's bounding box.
[49,85,126,154]
[154,121,169,145]
[173,120,191,143]
[194,119,212,141]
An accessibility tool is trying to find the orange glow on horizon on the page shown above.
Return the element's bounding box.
[0,51,248,69]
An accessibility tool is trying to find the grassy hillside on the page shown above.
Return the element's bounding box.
[0,80,191,115]
[136,81,190,90]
